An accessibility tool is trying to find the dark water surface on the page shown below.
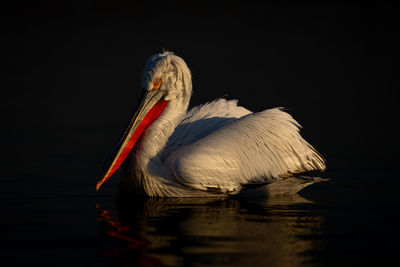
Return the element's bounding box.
[2,1,399,266]
[1,165,399,266]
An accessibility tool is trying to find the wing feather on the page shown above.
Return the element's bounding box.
[171,108,325,194]
[161,99,250,160]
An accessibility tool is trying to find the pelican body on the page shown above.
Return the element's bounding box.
[96,52,326,197]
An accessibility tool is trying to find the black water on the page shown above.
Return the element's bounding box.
[2,1,399,266]
[2,168,399,266]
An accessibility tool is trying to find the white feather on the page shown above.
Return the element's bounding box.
[171,107,325,194]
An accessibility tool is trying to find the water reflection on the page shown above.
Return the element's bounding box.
[97,195,324,266]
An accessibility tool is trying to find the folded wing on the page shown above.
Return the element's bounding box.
[171,108,325,194]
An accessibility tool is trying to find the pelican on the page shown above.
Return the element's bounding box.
[96,51,326,197]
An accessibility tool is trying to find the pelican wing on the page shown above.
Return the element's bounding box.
[171,108,325,194]
[161,99,251,160]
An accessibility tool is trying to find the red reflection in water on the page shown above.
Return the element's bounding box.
[96,204,161,266]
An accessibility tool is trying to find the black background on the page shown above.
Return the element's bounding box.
[3,1,398,180]
[1,1,400,265]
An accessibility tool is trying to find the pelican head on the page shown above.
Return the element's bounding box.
[96,51,193,190]
[142,51,192,101]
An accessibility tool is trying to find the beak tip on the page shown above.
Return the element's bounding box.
[96,181,102,191]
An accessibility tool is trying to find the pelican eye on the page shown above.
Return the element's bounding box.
[153,78,162,89]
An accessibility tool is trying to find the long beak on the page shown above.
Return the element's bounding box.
[96,89,168,191]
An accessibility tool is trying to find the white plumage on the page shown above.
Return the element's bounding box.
[172,105,325,194]
[99,51,326,197]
